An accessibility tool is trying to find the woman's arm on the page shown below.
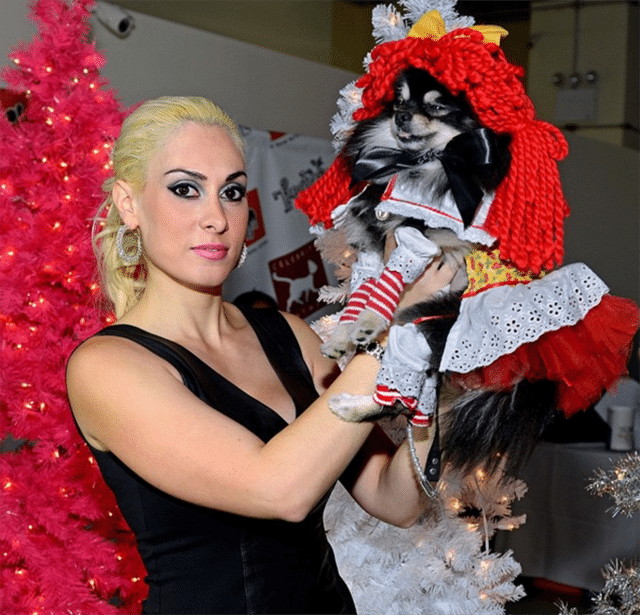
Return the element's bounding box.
[290,255,457,528]
[282,312,436,528]
[341,421,436,527]
[66,332,379,523]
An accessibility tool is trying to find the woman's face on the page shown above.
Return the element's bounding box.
[120,121,248,291]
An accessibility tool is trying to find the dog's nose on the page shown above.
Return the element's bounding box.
[395,110,412,129]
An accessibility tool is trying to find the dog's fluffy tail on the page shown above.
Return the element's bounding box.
[440,379,557,479]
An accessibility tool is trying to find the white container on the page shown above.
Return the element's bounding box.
[608,405,634,451]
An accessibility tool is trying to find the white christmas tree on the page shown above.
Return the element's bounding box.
[325,452,527,615]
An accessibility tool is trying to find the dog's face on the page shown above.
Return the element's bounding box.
[350,68,479,157]
[390,68,478,152]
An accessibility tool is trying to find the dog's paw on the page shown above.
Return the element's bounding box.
[350,310,387,346]
[321,323,356,359]
[329,394,381,422]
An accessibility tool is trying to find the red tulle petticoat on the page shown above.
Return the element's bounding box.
[450,295,639,417]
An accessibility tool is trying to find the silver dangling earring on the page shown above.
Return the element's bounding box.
[236,243,248,268]
[116,224,142,266]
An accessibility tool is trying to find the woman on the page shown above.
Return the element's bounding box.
[66,96,443,614]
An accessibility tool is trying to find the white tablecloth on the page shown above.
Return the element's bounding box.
[493,441,640,592]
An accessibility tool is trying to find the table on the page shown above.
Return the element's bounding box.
[493,441,640,592]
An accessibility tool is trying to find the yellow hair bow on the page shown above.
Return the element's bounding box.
[407,9,508,46]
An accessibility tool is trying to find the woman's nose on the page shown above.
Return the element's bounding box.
[200,198,228,233]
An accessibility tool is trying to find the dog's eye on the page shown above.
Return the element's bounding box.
[424,102,450,117]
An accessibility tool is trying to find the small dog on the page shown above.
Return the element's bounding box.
[318,68,558,480]
[321,67,511,360]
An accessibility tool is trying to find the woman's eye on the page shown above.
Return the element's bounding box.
[169,182,199,198]
[219,183,246,202]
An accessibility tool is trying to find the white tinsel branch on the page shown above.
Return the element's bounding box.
[330,80,364,150]
[439,466,529,543]
[399,0,475,29]
[558,560,640,615]
[587,452,640,517]
[371,3,408,44]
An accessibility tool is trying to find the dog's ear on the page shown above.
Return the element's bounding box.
[394,71,410,103]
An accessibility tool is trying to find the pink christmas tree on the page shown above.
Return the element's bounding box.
[0,0,147,611]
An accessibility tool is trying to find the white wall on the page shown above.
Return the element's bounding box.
[0,0,38,69]
[529,1,638,149]
[561,134,639,303]
[0,0,358,140]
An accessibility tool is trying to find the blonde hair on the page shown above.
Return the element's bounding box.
[93,96,244,317]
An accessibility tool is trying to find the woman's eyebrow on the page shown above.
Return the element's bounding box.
[227,171,247,182]
[164,168,207,180]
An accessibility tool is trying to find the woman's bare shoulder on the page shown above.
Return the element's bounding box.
[66,331,181,444]
[67,329,169,378]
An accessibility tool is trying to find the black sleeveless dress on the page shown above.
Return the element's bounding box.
[80,307,357,614]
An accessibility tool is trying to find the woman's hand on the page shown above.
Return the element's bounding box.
[384,231,457,312]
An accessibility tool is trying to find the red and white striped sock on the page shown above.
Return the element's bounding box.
[372,384,417,410]
[409,409,433,427]
[340,278,377,323]
[362,268,405,323]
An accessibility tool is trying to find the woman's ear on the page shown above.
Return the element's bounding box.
[112,180,139,229]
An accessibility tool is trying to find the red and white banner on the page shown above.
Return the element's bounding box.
[224,127,338,321]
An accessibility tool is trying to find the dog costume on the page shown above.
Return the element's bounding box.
[296,1,639,478]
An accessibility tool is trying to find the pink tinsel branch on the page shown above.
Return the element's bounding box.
[0,0,146,612]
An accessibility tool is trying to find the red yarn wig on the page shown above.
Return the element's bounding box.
[295,30,570,275]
